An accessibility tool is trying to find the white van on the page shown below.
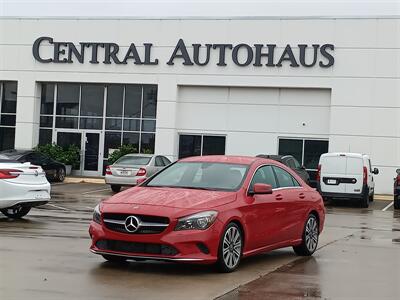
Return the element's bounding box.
[317,153,379,208]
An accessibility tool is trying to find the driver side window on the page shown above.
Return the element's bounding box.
[249,165,278,192]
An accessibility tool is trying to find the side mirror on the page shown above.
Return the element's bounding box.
[373,168,379,175]
[252,183,273,195]
[136,177,147,185]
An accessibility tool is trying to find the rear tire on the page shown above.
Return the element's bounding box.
[56,168,66,182]
[293,214,319,256]
[394,196,400,210]
[102,254,128,263]
[111,185,121,193]
[216,223,243,273]
[360,192,369,208]
[1,206,31,219]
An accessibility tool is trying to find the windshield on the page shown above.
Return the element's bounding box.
[114,156,151,166]
[146,162,249,191]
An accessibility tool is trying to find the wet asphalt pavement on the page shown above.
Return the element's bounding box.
[0,183,399,300]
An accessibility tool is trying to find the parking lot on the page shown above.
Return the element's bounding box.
[1,182,400,300]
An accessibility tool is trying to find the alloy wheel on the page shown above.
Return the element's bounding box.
[305,216,318,252]
[222,226,242,269]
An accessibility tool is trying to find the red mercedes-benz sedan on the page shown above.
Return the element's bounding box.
[89,155,325,272]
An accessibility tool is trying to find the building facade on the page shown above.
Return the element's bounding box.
[0,17,399,193]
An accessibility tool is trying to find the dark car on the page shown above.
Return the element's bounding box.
[0,150,66,182]
[256,154,310,185]
[394,169,400,209]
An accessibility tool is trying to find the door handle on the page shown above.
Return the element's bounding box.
[275,194,283,201]
[299,193,305,199]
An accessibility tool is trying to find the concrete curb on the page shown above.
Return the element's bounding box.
[64,177,105,184]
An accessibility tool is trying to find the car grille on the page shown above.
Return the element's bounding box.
[96,239,179,256]
[102,213,169,234]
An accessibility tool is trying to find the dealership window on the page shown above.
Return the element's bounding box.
[39,83,158,167]
[178,134,226,159]
[0,81,17,151]
[278,138,328,185]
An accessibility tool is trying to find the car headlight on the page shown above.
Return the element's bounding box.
[93,204,101,224]
[175,211,218,231]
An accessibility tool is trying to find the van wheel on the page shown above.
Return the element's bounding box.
[369,192,374,202]
[360,193,369,208]
[394,196,400,210]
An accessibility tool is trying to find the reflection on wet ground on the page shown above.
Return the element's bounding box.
[1,183,399,299]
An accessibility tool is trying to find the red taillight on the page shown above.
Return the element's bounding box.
[0,169,22,179]
[136,168,146,177]
[363,166,368,184]
[105,166,112,175]
[396,175,400,186]
[316,164,321,182]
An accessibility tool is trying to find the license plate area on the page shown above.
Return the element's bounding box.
[327,179,337,185]
[30,190,50,200]
[118,170,132,176]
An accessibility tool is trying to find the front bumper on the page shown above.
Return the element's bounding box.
[89,220,223,264]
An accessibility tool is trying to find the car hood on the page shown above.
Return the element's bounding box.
[104,186,237,210]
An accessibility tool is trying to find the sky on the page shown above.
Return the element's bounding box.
[0,0,399,17]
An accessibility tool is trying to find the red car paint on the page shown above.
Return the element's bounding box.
[89,155,325,264]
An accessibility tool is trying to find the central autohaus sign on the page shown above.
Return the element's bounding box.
[32,37,334,68]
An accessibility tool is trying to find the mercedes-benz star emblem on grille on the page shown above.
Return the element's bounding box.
[124,216,140,233]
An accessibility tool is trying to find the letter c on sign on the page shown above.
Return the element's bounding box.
[32,37,54,63]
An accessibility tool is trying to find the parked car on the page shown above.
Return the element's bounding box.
[0,150,66,182]
[394,169,400,209]
[90,155,325,272]
[317,153,379,208]
[256,154,310,184]
[0,156,50,218]
[105,154,172,192]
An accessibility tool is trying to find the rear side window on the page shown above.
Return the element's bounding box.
[249,165,278,191]
[273,166,300,187]
[162,156,171,166]
[155,156,165,167]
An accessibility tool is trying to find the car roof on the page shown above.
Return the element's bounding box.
[123,154,154,158]
[256,154,294,161]
[321,152,364,158]
[180,155,270,165]
[0,149,33,158]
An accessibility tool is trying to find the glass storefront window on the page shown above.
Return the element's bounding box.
[106,85,124,117]
[124,85,142,118]
[79,118,103,130]
[123,119,140,131]
[141,133,155,154]
[278,139,303,164]
[122,132,140,151]
[142,120,156,132]
[0,81,17,151]
[104,132,122,158]
[39,129,52,145]
[40,116,53,128]
[304,140,329,170]
[105,118,122,130]
[55,116,79,129]
[1,82,17,114]
[56,83,80,116]
[80,84,104,117]
[0,127,15,151]
[142,85,157,118]
[40,83,55,115]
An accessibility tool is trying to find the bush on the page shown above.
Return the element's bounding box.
[35,143,80,167]
[107,144,139,165]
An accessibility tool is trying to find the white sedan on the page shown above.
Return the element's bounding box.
[0,157,51,219]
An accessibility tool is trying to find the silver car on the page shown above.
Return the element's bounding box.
[105,154,171,192]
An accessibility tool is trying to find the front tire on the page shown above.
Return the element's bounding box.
[216,222,243,273]
[1,206,31,219]
[111,185,121,193]
[293,214,319,256]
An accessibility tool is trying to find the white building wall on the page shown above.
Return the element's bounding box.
[0,17,399,193]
